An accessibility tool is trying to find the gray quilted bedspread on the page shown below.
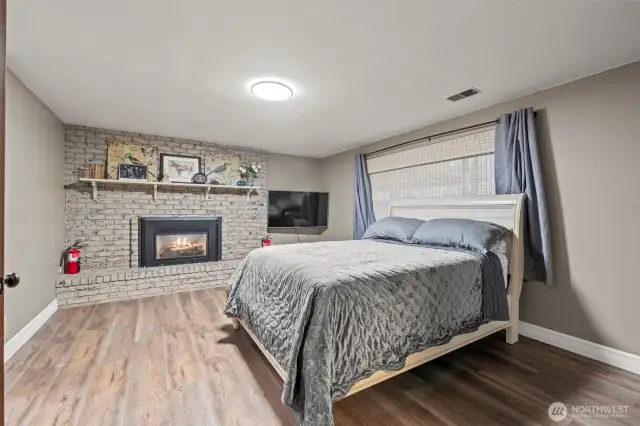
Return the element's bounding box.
[223,239,508,425]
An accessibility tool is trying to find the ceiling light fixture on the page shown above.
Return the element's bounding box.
[250,81,293,101]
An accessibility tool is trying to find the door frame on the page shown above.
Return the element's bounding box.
[1,0,7,412]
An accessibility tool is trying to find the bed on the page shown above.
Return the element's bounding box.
[225,194,525,425]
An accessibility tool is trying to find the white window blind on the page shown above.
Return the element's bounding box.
[367,128,496,219]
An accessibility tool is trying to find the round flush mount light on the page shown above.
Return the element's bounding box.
[250,81,293,101]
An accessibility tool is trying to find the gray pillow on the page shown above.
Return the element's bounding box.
[362,216,425,242]
[411,218,508,253]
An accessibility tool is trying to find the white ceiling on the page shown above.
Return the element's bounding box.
[8,0,640,157]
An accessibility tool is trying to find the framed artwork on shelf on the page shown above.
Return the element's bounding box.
[106,142,158,180]
[203,153,241,185]
[160,154,201,183]
[118,164,148,182]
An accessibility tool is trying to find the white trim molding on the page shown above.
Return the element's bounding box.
[520,322,640,375]
[4,299,58,363]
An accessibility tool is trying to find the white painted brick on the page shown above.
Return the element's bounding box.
[67,296,89,304]
[88,294,109,302]
[58,291,79,299]
[60,124,265,306]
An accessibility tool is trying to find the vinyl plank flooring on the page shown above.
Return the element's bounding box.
[52,305,97,341]
[77,357,130,426]
[123,330,175,426]
[5,288,640,426]
[4,340,47,393]
[170,380,219,426]
[27,358,94,426]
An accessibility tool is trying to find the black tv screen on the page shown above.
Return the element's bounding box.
[268,191,329,228]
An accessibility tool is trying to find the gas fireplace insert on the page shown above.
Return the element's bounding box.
[139,217,222,267]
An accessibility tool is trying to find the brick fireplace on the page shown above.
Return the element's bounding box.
[57,125,268,307]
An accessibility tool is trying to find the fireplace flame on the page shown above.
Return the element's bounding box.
[169,237,203,250]
[156,233,207,259]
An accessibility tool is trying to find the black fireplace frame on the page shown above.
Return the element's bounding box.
[139,217,222,267]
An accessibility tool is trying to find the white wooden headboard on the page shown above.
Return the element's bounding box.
[388,195,523,232]
[388,195,525,300]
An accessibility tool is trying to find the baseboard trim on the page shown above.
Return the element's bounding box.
[4,299,58,363]
[520,322,640,375]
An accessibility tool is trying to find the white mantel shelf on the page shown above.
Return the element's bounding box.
[78,178,259,201]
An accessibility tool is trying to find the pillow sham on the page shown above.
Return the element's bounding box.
[362,216,425,243]
[411,218,508,253]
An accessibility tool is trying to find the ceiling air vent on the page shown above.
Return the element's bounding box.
[447,88,481,102]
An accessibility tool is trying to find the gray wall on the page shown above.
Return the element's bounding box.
[5,71,65,342]
[320,61,640,355]
[267,153,325,244]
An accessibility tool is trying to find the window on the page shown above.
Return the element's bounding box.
[367,127,495,219]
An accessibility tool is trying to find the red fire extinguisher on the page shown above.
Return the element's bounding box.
[60,239,86,274]
[66,248,81,274]
[261,235,271,247]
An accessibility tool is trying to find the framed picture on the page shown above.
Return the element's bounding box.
[160,154,201,183]
[107,142,158,180]
[203,153,241,185]
[118,164,148,182]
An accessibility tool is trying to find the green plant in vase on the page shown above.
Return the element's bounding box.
[238,162,261,186]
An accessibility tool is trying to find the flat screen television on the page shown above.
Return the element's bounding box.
[268,191,329,229]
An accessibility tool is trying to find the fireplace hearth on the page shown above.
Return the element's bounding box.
[139,217,222,267]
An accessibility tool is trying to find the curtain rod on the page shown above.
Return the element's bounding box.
[365,111,537,158]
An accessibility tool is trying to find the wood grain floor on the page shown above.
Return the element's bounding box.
[5,288,640,426]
